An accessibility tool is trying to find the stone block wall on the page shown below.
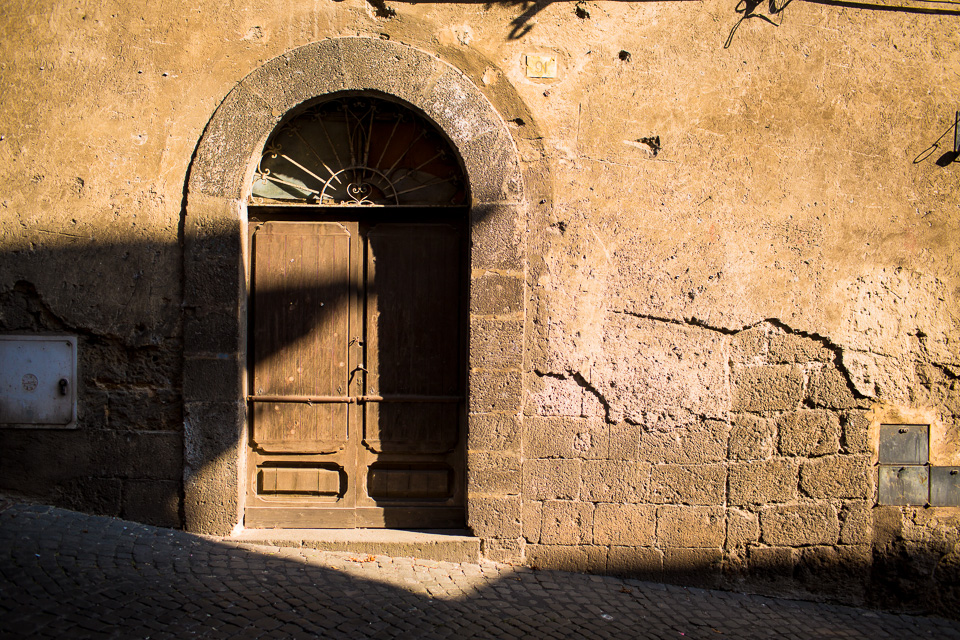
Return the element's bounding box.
[524,320,960,615]
[0,282,183,527]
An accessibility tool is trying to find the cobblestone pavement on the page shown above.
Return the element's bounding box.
[1,503,958,639]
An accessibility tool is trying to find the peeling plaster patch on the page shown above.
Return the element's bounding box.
[535,307,870,427]
[831,268,959,402]
[836,267,958,364]
[842,351,916,400]
[242,26,264,40]
[594,314,730,423]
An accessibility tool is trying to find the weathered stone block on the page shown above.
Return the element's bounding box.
[648,464,726,505]
[523,500,542,543]
[728,414,776,460]
[637,417,729,464]
[78,387,109,430]
[807,367,858,409]
[86,432,179,482]
[662,548,723,588]
[778,410,840,457]
[797,545,868,601]
[183,308,241,355]
[243,39,350,114]
[730,327,767,364]
[523,416,607,459]
[731,365,804,412]
[657,505,725,548]
[481,537,524,564]
[608,422,639,460]
[468,496,521,538]
[183,254,243,311]
[749,545,797,575]
[523,458,581,500]
[122,479,181,528]
[841,410,871,454]
[190,85,278,199]
[871,506,904,547]
[183,356,241,403]
[607,546,663,578]
[728,459,799,505]
[467,413,521,453]
[471,204,525,271]
[347,38,446,105]
[468,452,521,495]
[768,332,833,364]
[108,388,181,431]
[470,272,524,316]
[760,503,839,546]
[594,503,656,546]
[581,460,644,503]
[457,127,523,204]
[526,545,607,573]
[51,477,122,517]
[726,508,760,548]
[800,455,871,499]
[839,501,874,545]
[469,369,522,413]
[528,374,584,417]
[539,500,595,544]
[182,401,244,472]
[183,198,243,257]
[471,316,523,371]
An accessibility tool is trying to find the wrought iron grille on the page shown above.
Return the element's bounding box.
[250,97,467,206]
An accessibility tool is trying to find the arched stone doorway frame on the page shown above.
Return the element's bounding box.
[182,37,528,556]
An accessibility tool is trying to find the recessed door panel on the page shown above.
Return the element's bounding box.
[246,216,466,529]
[251,222,352,453]
[364,224,462,453]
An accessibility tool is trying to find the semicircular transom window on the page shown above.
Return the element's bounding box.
[250,96,467,207]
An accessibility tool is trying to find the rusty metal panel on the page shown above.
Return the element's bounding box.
[879,424,929,465]
[930,467,960,507]
[0,335,77,428]
[258,466,341,495]
[878,465,929,506]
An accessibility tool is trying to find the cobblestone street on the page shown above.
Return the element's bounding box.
[1,503,957,639]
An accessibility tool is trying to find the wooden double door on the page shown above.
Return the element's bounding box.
[245,210,466,529]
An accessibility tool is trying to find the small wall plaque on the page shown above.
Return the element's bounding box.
[525,54,557,79]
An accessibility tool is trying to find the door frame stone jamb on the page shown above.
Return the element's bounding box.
[182,37,530,555]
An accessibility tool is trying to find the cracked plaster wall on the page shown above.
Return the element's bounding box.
[0,0,958,617]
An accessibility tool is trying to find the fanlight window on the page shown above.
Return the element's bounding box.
[250,97,467,206]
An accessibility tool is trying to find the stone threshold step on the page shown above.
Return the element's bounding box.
[228,528,480,563]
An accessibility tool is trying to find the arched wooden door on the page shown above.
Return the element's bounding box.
[244,97,468,528]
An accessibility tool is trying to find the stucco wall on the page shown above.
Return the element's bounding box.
[1,0,958,615]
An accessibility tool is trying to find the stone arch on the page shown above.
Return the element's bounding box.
[183,37,528,550]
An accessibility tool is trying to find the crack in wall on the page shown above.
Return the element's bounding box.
[535,312,879,423]
[533,367,612,422]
